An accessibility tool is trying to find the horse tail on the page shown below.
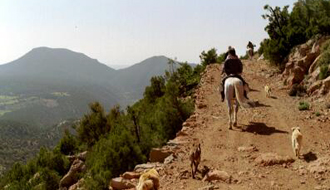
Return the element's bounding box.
[233,80,250,109]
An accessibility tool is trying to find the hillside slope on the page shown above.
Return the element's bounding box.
[0,47,122,127]
[110,56,185,104]
[122,59,330,190]
[157,59,330,189]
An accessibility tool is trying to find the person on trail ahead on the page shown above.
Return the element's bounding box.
[247,41,255,59]
[223,46,232,61]
[220,48,248,102]
[247,41,255,50]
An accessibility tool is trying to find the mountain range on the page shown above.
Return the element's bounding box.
[0,47,193,171]
[0,47,184,128]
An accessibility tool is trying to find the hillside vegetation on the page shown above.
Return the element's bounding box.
[259,0,330,68]
[0,59,208,189]
[0,49,192,172]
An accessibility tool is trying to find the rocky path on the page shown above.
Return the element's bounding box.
[158,59,330,190]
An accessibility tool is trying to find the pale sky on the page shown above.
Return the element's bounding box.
[0,0,296,68]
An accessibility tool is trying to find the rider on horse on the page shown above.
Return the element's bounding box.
[220,48,248,102]
[247,41,255,58]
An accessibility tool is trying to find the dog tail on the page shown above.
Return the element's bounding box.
[234,81,251,109]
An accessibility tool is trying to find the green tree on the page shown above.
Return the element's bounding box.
[143,76,165,103]
[77,102,109,147]
[199,48,218,67]
[57,129,78,155]
[262,1,330,66]
[85,130,145,190]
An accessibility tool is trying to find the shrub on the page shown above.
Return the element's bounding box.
[85,130,145,190]
[57,129,78,155]
[321,39,330,52]
[319,64,329,80]
[298,101,310,111]
[199,48,218,67]
[315,111,321,116]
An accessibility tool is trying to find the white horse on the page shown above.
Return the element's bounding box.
[224,77,250,129]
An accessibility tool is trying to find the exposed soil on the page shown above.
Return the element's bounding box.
[158,59,330,190]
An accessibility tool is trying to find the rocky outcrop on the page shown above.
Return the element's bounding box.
[60,152,88,189]
[121,171,141,180]
[282,36,329,86]
[109,177,135,190]
[59,159,86,188]
[149,148,173,163]
[68,178,84,190]
[67,151,88,162]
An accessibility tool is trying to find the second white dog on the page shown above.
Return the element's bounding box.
[291,127,303,158]
[264,85,271,98]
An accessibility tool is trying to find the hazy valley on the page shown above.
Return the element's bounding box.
[0,47,187,172]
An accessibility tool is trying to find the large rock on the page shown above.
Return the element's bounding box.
[77,151,88,161]
[67,151,88,162]
[308,67,321,84]
[282,36,328,86]
[59,159,86,188]
[322,76,330,89]
[134,163,163,173]
[289,66,305,85]
[149,148,173,163]
[320,76,330,94]
[254,153,294,166]
[202,170,231,183]
[167,136,190,146]
[309,54,323,74]
[68,178,84,190]
[110,177,135,190]
[122,171,141,180]
[297,53,317,71]
[308,80,323,95]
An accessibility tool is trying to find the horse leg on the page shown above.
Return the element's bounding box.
[233,101,238,127]
[191,161,195,178]
[228,105,233,129]
[225,82,233,130]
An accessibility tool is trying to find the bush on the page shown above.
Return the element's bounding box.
[321,39,330,52]
[57,129,78,155]
[298,101,310,111]
[199,48,218,67]
[85,130,145,190]
[315,111,321,116]
[319,64,329,80]
[77,102,110,147]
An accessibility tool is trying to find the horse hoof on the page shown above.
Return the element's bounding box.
[228,126,232,130]
[233,122,237,127]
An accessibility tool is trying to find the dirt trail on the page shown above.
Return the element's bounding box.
[159,59,330,190]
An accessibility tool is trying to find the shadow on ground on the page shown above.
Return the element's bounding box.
[248,100,271,108]
[249,88,259,92]
[303,151,317,163]
[240,122,288,135]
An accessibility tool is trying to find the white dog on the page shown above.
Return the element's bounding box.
[136,168,160,190]
[291,127,303,158]
[264,85,271,98]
